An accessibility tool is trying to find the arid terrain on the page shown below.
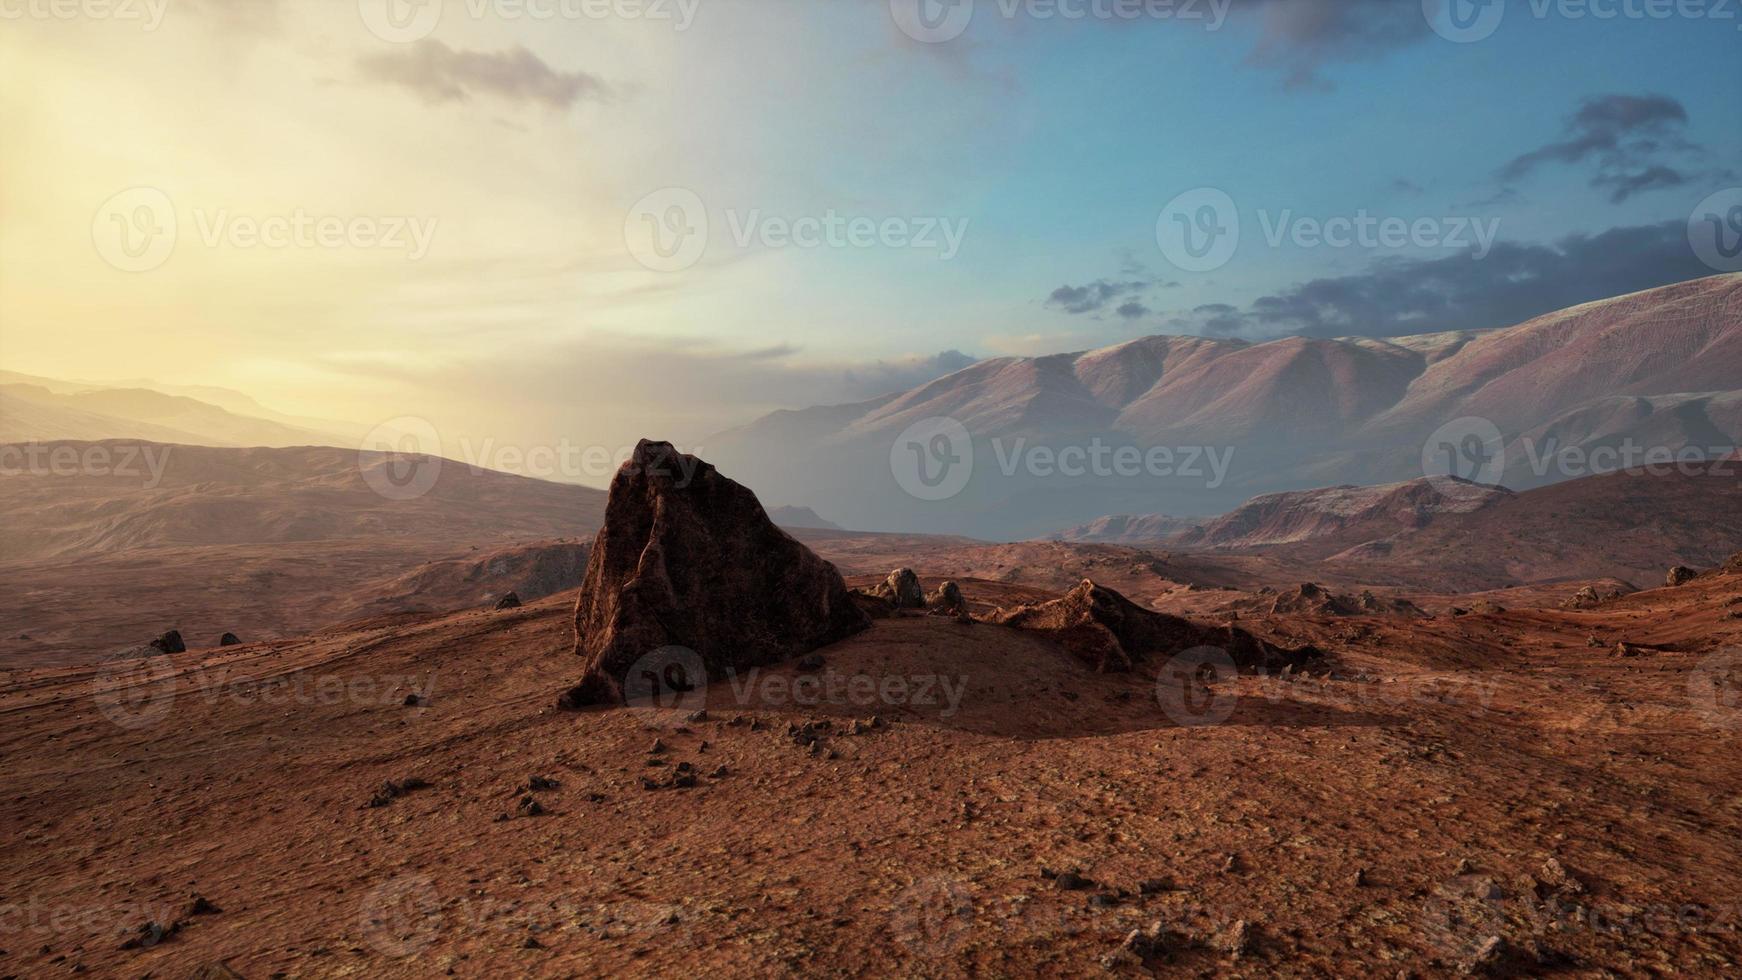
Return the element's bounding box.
[2,540,1741,977]
[3,437,1742,977]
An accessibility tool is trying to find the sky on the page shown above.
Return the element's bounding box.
[1,0,1738,470]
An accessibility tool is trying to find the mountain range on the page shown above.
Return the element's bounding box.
[709,274,1742,538]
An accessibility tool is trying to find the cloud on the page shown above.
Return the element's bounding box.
[1496,94,1721,203]
[1163,220,1717,339]
[1046,279,1149,314]
[1233,0,1431,89]
[1046,276,1179,316]
[357,41,609,110]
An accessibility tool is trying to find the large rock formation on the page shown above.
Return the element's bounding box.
[559,441,869,708]
[990,580,1319,674]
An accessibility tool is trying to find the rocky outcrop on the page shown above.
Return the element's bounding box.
[558,441,869,708]
[870,568,926,610]
[149,630,185,654]
[990,580,1319,673]
[1666,565,1697,587]
[928,580,969,618]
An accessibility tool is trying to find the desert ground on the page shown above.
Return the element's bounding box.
[3,512,1741,977]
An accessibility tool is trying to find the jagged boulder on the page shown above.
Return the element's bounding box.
[928,580,969,618]
[1666,566,1697,588]
[558,441,869,708]
[495,591,523,610]
[149,630,185,654]
[990,580,1319,673]
[218,633,242,647]
[872,568,926,610]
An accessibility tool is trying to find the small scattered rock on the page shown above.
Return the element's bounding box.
[1666,565,1697,587]
[217,633,242,647]
[403,694,425,707]
[525,776,560,791]
[516,795,546,817]
[1137,878,1172,896]
[120,921,179,950]
[185,895,219,917]
[149,630,186,654]
[1462,935,1509,975]
[1054,870,1096,891]
[366,777,431,808]
[1215,919,1251,959]
[649,738,666,754]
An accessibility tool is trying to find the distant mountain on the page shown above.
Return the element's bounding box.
[0,375,354,448]
[1047,513,1198,545]
[1174,477,1512,551]
[709,274,1742,539]
[768,505,843,530]
[0,440,606,560]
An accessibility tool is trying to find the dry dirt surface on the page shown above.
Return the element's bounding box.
[3,564,1742,977]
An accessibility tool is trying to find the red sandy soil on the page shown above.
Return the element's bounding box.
[3,564,1741,976]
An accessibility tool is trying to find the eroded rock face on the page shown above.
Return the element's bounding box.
[991,580,1318,674]
[559,441,869,708]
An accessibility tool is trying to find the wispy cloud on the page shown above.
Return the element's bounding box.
[1496,93,1728,203]
[357,41,609,110]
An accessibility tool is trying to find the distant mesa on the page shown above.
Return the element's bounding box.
[1176,476,1512,551]
[990,580,1320,675]
[558,441,869,709]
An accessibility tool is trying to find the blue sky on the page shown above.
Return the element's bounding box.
[2,0,1737,457]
